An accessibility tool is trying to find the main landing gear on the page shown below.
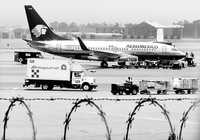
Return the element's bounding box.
[100,61,108,68]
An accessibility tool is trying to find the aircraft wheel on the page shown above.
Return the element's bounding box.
[42,84,48,90]
[101,61,108,68]
[47,84,54,90]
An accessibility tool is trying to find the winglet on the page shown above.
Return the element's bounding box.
[77,37,90,51]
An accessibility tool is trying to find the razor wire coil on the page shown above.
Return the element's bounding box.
[0,97,198,102]
[0,97,199,140]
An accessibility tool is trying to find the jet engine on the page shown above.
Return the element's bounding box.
[118,54,138,66]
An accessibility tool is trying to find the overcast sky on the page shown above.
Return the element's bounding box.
[1,0,200,27]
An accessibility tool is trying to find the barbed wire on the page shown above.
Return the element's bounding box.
[124,98,176,140]
[2,97,36,140]
[178,99,200,140]
[1,97,199,140]
[0,97,198,102]
[63,98,111,140]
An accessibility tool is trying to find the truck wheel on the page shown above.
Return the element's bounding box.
[125,91,130,95]
[157,90,161,94]
[162,90,167,94]
[187,90,191,94]
[47,84,54,90]
[132,89,138,95]
[111,91,117,95]
[180,90,185,94]
[82,83,91,91]
[119,90,123,95]
[42,84,53,90]
[175,90,179,94]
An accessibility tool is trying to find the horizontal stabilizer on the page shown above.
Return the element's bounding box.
[23,39,46,46]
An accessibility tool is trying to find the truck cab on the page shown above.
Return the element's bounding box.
[71,64,96,91]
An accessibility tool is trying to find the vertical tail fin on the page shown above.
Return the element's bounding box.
[24,5,67,41]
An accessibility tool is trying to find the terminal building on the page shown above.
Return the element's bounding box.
[124,21,183,39]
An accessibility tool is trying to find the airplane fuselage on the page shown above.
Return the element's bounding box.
[29,40,185,62]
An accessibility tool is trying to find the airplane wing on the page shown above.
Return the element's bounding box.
[77,37,128,61]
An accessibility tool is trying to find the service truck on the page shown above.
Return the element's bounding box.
[23,58,97,91]
[172,77,198,94]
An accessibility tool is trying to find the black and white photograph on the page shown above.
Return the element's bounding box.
[0,0,200,140]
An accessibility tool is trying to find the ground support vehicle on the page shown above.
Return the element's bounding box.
[143,60,159,69]
[111,81,139,95]
[171,60,187,69]
[139,80,170,94]
[172,77,198,94]
[134,61,159,69]
[23,58,97,91]
[184,57,196,67]
[134,60,186,69]
[111,78,198,95]
[14,51,42,64]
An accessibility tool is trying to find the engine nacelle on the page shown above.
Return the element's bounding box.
[118,55,138,66]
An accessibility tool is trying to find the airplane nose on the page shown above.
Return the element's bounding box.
[177,51,186,58]
[180,51,186,57]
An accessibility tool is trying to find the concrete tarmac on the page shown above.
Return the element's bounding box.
[0,39,200,140]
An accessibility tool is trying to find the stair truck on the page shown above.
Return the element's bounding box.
[23,58,97,91]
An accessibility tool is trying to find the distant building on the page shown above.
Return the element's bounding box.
[65,32,123,39]
[193,20,200,38]
[0,27,15,39]
[124,21,183,39]
[182,20,200,38]
[133,22,157,39]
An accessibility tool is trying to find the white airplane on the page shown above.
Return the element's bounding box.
[24,5,186,67]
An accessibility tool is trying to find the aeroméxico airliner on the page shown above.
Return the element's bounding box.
[24,5,185,67]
